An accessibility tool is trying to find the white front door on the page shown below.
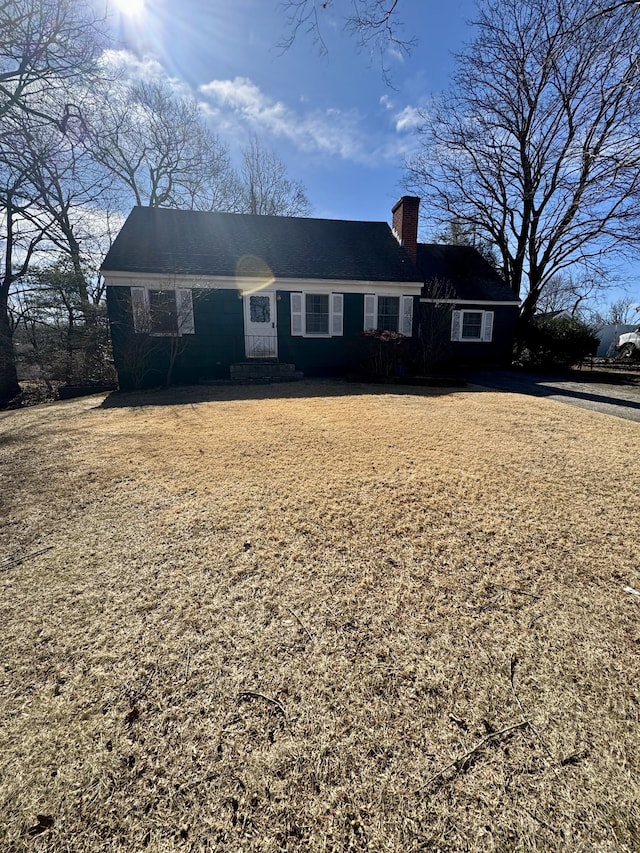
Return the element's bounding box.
[243,291,277,358]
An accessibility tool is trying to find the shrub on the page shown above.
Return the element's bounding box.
[518,315,600,368]
[359,330,415,378]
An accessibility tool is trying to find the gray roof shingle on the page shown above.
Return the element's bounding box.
[417,243,518,303]
[102,206,422,283]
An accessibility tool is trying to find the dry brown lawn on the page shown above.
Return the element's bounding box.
[0,380,638,853]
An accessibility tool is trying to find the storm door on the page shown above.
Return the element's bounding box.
[243,291,277,358]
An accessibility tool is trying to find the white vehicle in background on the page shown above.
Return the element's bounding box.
[616,328,640,359]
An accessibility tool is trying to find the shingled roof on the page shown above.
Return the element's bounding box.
[101,206,422,283]
[417,244,518,303]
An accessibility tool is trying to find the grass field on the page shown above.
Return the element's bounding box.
[1,381,638,852]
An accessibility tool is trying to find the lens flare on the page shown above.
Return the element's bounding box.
[236,255,275,296]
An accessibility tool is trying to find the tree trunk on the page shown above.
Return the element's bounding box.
[0,303,20,407]
[520,287,542,326]
[0,196,20,407]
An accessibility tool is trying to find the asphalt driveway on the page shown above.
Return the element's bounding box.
[466,369,640,423]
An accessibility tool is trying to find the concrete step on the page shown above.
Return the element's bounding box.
[230,362,304,381]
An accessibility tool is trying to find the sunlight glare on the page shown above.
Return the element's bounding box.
[114,0,145,19]
[236,256,275,295]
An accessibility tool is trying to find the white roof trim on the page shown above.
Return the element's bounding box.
[421,297,519,306]
[103,270,422,295]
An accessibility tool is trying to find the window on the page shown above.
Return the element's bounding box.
[131,286,195,336]
[290,292,343,337]
[461,311,483,340]
[377,296,400,332]
[149,290,178,334]
[305,294,329,335]
[249,294,271,323]
[364,294,414,336]
[450,310,494,342]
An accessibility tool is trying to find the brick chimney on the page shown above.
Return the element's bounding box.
[392,196,420,265]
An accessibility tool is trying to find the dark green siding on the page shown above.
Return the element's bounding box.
[108,284,514,389]
[417,302,518,366]
[276,291,368,376]
[107,286,244,389]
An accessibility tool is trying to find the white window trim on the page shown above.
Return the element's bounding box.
[130,286,195,336]
[364,293,414,336]
[451,309,494,342]
[290,292,344,338]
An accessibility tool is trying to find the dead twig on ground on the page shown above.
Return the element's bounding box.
[175,772,217,795]
[415,721,529,793]
[286,606,314,642]
[520,805,558,834]
[496,584,541,600]
[510,655,558,772]
[0,546,53,572]
[238,691,287,721]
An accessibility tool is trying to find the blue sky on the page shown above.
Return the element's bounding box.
[108,0,639,308]
[111,0,476,229]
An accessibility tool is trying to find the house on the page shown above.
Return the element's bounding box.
[102,197,519,389]
[416,243,519,366]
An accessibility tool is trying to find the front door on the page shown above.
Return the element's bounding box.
[243,291,277,358]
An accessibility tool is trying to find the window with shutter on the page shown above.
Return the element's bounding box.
[377,296,400,331]
[461,311,483,340]
[451,310,494,342]
[305,294,330,334]
[364,294,414,335]
[291,292,344,336]
[130,287,194,336]
[149,290,178,334]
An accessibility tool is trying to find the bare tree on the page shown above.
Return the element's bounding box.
[0,0,105,127]
[1,101,118,402]
[417,277,457,371]
[583,2,640,24]
[406,0,640,323]
[0,166,53,405]
[589,296,640,327]
[239,136,311,217]
[278,1,640,56]
[16,111,113,299]
[535,272,610,318]
[437,217,498,269]
[0,0,106,406]
[89,76,241,211]
[279,0,414,76]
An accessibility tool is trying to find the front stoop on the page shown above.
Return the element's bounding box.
[230,362,304,382]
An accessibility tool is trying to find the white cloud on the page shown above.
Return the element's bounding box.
[98,49,192,99]
[394,105,423,133]
[100,49,164,78]
[200,76,419,166]
[95,55,424,168]
[200,77,369,161]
